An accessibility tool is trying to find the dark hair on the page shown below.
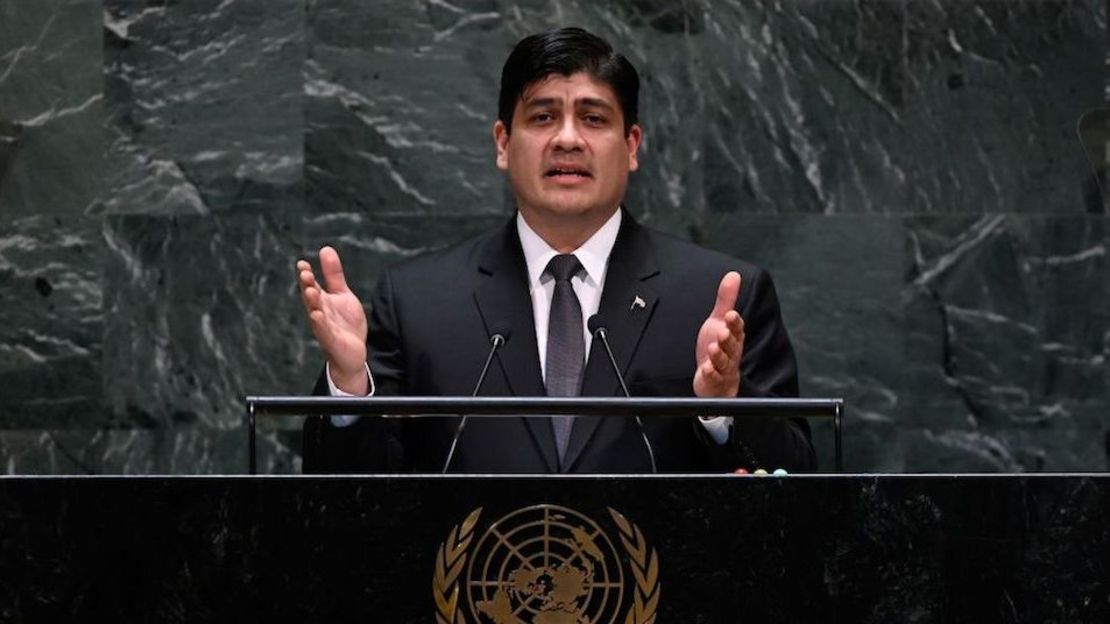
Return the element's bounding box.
[498,27,640,135]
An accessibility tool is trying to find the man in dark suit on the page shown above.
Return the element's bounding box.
[297,27,815,474]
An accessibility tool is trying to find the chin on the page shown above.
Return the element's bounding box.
[530,197,597,218]
[556,206,613,224]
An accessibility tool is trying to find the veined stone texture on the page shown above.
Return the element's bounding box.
[0,0,1106,473]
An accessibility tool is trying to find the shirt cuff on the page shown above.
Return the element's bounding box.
[325,362,374,427]
[698,416,732,445]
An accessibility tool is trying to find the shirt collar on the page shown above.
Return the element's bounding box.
[516,208,622,288]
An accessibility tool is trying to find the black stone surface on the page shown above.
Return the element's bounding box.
[0,1,1108,473]
[0,475,1107,622]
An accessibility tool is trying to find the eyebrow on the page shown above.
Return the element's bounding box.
[522,97,617,112]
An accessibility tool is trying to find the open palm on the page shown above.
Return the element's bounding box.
[693,272,745,398]
[297,246,368,392]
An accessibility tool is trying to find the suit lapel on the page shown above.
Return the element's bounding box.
[472,219,559,472]
[563,211,660,471]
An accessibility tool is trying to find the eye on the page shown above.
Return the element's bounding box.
[583,113,607,126]
[530,112,554,123]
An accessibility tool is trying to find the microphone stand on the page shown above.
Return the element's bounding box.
[442,331,507,473]
[590,317,657,473]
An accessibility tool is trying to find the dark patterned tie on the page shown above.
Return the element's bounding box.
[544,254,585,465]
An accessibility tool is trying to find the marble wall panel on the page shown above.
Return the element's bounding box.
[304,0,517,258]
[1,0,307,473]
[902,215,1107,471]
[896,0,1105,215]
[1,217,308,475]
[101,0,303,216]
[0,216,104,429]
[901,406,1108,472]
[0,0,109,474]
[0,0,103,218]
[0,426,278,474]
[99,212,310,470]
[93,0,303,473]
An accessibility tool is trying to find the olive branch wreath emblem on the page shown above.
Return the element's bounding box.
[432,506,660,624]
[608,507,661,624]
[433,507,482,624]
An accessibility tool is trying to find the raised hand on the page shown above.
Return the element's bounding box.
[693,271,745,398]
[297,246,369,395]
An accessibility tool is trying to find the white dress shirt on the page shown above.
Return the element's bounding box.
[516,208,619,379]
[328,208,730,444]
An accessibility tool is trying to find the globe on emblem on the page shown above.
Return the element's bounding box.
[466,505,625,624]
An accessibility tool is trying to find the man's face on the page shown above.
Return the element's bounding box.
[494,72,642,227]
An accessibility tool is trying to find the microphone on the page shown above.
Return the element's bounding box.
[442,323,511,473]
[471,323,511,396]
[587,314,656,473]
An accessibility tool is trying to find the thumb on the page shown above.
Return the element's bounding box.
[318,246,350,293]
[710,271,741,318]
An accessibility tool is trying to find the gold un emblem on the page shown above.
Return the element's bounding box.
[433,505,661,624]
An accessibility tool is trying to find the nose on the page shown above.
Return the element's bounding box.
[551,115,585,151]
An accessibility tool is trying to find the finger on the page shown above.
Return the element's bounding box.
[725,310,744,337]
[710,271,742,318]
[717,331,741,363]
[721,312,744,358]
[319,246,350,293]
[307,308,334,344]
[708,341,730,372]
[298,267,318,291]
[296,258,317,289]
[701,359,723,383]
[716,325,732,345]
[706,339,719,364]
[301,285,322,314]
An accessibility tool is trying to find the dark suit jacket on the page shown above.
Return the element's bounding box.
[303,209,815,473]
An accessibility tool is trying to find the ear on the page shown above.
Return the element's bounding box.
[626,124,643,172]
[493,120,510,171]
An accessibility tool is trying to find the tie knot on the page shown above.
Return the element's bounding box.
[545,254,583,283]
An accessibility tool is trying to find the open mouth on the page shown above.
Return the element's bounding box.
[544,167,592,179]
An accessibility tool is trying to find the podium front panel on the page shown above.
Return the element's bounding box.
[0,475,1106,622]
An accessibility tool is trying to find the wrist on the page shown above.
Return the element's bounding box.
[329,361,370,395]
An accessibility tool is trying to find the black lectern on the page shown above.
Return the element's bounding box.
[0,475,1106,621]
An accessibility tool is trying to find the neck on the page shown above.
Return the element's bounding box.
[518,205,620,253]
